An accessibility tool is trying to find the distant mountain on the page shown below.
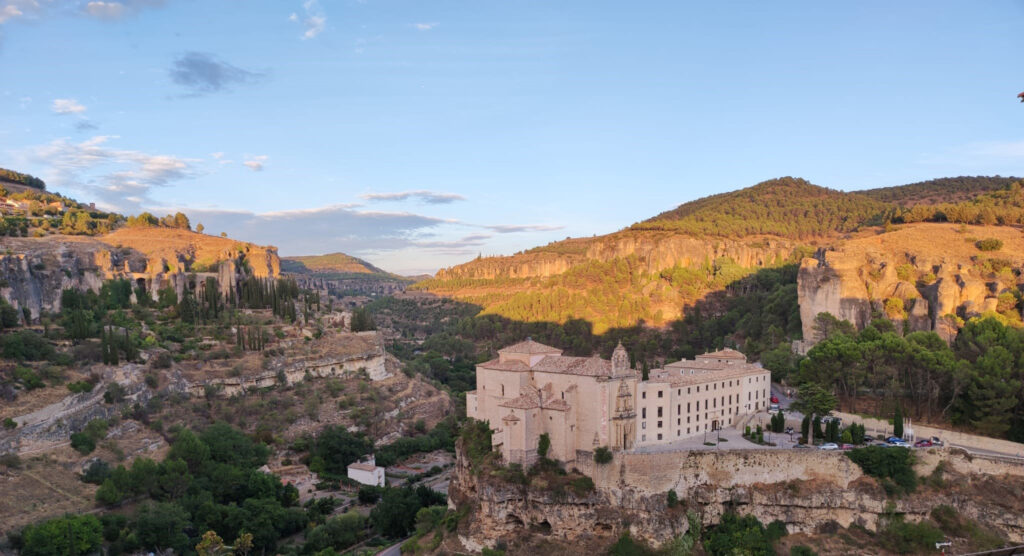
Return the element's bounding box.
[634,177,888,239]
[282,252,395,277]
[859,176,1021,207]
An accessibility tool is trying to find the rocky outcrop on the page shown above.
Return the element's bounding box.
[0,231,280,322]
[448,445,1024,554]
[435,231,802,281]
[798,223,1024,346]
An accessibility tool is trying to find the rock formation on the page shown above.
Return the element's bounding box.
[0,229,279,322]
[798,223,1024,346]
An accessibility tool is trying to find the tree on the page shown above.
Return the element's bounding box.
[20,515,102,556]
[791,383,837,445]
[537,433,551,459]
[196,530,228,556]
[134,502,191,553]
[196,222,205,234]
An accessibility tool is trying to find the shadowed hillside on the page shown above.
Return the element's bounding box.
[860,175,1021,206]
[282,252,392,276]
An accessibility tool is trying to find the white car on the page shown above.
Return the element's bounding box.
[819,443,839,451]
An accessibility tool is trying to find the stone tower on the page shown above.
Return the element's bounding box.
[611,341,630,376]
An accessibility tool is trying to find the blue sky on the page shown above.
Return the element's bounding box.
[1,1,1022,274]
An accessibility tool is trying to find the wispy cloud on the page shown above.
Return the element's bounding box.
[169,52,263,96]
[18,135,196,211]
[52,98,86,115]
[290,0,326,40]
[75,119,99,131]
[483,224,564,233]
[0,0,166,24]
[412,22,438,31]
[243,155,268,171]
[361,190,466,204]
[175,205,448,256]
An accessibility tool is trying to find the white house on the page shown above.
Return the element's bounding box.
[347,455,385,487]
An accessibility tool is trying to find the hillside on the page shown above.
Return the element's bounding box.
[418,175,1024,339]
[281,252,390,276]
[634,177,889,239]
[860,175,1021,206]
[0,168,45,191]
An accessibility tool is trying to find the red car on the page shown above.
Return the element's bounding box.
[914,439,933,448]
[840,444,855,450]
[770,395,779,404]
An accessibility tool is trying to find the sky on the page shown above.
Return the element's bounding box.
[1,1,1022,275]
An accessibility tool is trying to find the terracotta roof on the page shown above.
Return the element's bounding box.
[532,355,612,376]
[695,348,747,361]
[478,358,531,371]
[647,362,767,386]
[347,462,379,472]
[499,383,573,411]
[497,338,562,355]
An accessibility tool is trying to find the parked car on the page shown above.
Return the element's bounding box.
[891,440,911,448]
[886,436,904,444]
[770,395,780,404]
[784,427,795,434]
[768,403,780,412]
[819,443,839,451]
[930,436,944,446]
[840,443,855,450]
[793,444,810,449]
[822,416,842,425]
[914,439,933,448]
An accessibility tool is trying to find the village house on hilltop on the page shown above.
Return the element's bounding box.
[467,339,770,466]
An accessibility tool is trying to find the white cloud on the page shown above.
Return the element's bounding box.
[52,98,86,114]
[85,1,126,19]
[290,0,326,40]
[18,135,196,211]
[412,22,438,31]
[483,224,564,233]
[0,4,24,23]
[361,190,466,204]
[243,155,268,171]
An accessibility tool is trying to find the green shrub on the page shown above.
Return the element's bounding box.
[880,516,943,554]
[846,446,917,495]
[13,366,44,389]
[67,380,95,394]
[975,238,1003,251]
[594,446,613,464]
[568,475,594,495]
[790,546,817,556]
[71,432,97,455]
[667,489,679,508]
[3,417,17,429]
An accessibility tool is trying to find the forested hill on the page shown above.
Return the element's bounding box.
[0,167,46,190]
[633,177,889,239]
[860,175,1021,207]
[282,252,401,278]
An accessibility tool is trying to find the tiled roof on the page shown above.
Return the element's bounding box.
[347,462,379,472]
[696,348,747,361]
[647,362,767,386]
[497,338,563,355]
[532,355,612,376]
[499,383,573,411]
[478,358,531,371]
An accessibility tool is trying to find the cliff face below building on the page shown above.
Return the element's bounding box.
[797,223,1024,345]
[446,445,1024,555]
[0,228,279,322]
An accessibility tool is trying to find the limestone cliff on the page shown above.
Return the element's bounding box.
[798,223,1024,345]
[0,228,279,322]
[436,231,801,281]
[446,445,1024,554]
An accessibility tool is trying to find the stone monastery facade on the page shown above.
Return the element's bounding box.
[466,339,771,466]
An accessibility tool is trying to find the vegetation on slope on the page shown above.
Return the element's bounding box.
[861,175,1021,206]
[281,252,393,276]
[0,168,45,190]
[791,315,1024,442]
[635,177,890,239]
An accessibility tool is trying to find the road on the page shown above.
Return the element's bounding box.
[376,539,407,556]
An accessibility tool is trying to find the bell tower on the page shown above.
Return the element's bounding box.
[611,341,630,376]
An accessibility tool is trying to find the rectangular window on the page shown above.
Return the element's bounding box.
[642,408,646,418]
[657,407,663,418]
[687,427,691,434]
[687,402,691,412]
[677,430,680,437]
[642,392,646,399]
[677,404,681,414]
[657,433,663,440]
[677,418,680,425]
[657,420,662,428]
[658,390,663,398]
[642,421,646,429]
[642,434,646,441]
[688,387,691,394]
[713,398,717,408]
[687,416,691,423]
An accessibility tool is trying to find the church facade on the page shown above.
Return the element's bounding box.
[466,339,771,466]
